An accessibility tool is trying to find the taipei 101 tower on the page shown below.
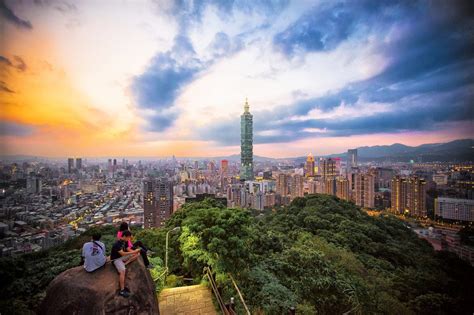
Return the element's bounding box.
[240,98,254,180]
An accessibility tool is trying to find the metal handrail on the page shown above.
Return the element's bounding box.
[153,267,168,285]
[228,273,251,315]
[204,267,229,315]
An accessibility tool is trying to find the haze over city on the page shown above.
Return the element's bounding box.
[1,0,472,158]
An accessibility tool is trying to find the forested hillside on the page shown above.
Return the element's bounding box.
[1,195,472,314]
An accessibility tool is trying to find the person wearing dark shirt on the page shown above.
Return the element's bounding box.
[111,230,140,298]
[117,222,153,268]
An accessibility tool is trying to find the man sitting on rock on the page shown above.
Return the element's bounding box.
[81,233,107,273]
[111,230,141,298]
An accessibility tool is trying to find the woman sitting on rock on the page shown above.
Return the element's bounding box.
[117,222,153,268]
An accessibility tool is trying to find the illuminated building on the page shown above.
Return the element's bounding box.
[347,149,358,170]
[433,174,448,186]
[391,176,427,217]
[435,197,474,222]
[240,98,254,180]
[320,158,337,179]
[391,176,407,214]
[355,174,375,208]
[67,158,74,173]
[305,153,315,177]
[406,176,427,217]
[143,178,173,228]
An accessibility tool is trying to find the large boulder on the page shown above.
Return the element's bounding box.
[38,257,159,315]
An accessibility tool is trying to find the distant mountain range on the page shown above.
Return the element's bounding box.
[216,139,473,163]
[296,139,474,162]
[1,139,472,163]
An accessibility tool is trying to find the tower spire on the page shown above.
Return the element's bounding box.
[244,97,249,113]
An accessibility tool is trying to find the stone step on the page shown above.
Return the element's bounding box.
[158,284,217,315]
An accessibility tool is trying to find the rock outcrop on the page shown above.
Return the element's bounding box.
[38,257,159,315]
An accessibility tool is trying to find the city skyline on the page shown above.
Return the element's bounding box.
[1,0,473,158]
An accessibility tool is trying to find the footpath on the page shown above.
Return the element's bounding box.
[158,284,217,315]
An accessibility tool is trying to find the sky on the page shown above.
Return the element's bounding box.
[0,0,473,158]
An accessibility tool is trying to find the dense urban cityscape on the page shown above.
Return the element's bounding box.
[1,101,472,266]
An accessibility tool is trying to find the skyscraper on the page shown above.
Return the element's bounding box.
[336,178,350,201]
[305,153,315,177]
[276,173,289,196]
[391,176,427,217]
[406,176,427,217]
[220,159,229,176]
[143,178,173,228]
[291,174,304,199]
[355,174,375,208]
[240,98,254,180]
[320,158,336,179]
[391,176,407,214]
[67,158,74,173]
[347,149,358,171]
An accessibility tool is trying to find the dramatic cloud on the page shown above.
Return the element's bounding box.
[0,0,33,30]
[132,35,203,131]
[1,0,472,157]
[197,0,474,146]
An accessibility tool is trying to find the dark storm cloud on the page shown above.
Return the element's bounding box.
[0,0,33,30]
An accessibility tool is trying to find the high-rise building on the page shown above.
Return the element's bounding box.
[391,176,427,217]
[220,160,229,176]
[75,158,82,170]
[67,158,74,173]
[208,161,216,173]
[305,153,315,177]
[391,176,407,214]
[355,174,374,208]
[435,197,474,222]
[240,98,254,180]
[276,173,289,196]
[324,178,336,196]
[320,158,336,179]
[143,178,173,228]
[406,176,427,217]
[347,149,358,170]
[291,174,304,199]
[336,178,350,201]
[27,177,42,194]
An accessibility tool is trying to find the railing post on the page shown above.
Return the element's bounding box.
[289,306,296,315]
